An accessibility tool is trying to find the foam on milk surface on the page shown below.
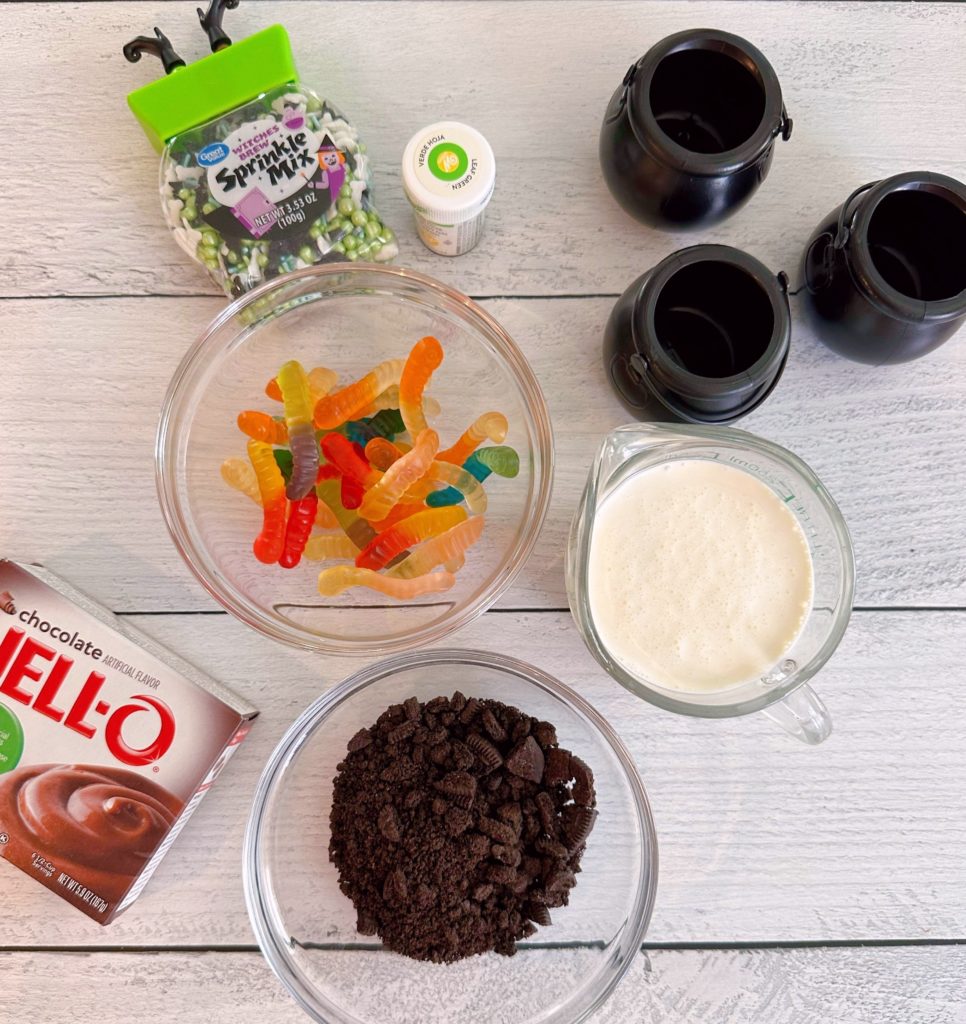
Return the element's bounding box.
[588,459,814,692]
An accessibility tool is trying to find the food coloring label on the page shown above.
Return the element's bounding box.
[199,113,347,241]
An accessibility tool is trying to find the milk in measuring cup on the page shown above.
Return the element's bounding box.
[587,460,814,692]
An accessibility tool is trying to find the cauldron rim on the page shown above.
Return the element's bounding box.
[627,27,787,176]
[845,171,966,324]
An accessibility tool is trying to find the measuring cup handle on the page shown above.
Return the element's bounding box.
[762,683,832,745]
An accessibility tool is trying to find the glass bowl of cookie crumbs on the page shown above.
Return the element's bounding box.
[244,649,657,1024]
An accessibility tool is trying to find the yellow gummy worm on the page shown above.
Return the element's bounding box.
[313,359,405,429]
[308,366,338,400]
[247,439,285,505]
[317,566,456,599]
[278,360,320,500]
[358,429,439,522]
[221,458,261,504]
[438,412,509,465]
[388,516,485,579]
[304,533,360,561]
[266,365,338,404]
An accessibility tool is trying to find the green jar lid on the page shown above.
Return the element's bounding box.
[127,25,297,152]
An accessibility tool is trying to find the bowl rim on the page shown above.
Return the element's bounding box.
[155,263,555,654]
[243,647,659,1024]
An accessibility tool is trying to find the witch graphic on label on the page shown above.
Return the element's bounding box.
[306,136,346,208]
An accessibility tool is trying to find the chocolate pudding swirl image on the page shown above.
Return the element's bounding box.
[0,763,183,907]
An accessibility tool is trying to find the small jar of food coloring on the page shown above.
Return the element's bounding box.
[402,122,496,256]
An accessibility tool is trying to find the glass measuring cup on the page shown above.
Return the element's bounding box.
[566,424,854,744]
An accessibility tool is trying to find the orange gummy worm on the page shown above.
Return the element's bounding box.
[399,336,444,438]
[388,516,485,579]
[364,437,404,471]
[356,506,466,571]
[317,566,456,599]
[438,411,509,465]
[358,429,439,522]
[369,501,429,533]
[313,359,404,429]
[238,410,288,445]
[315,501,338,529]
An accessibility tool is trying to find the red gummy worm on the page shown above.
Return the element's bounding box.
[321,433,373,485]
[341,474,365,510]
[279,494,319,568]
[355,507,467,571]
[253,495,287,564]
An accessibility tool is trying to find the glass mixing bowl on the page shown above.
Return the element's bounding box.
[156,265,553,654]
[244,649,657,1024]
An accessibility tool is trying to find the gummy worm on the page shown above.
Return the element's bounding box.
[318,566,456,599]
[472,445,520,478]
[438,411,508,466]
[315,501,339,529]
[410,461,487,515]
[221,458,261,504]
[278,360,320,500]
[304,533,360,561]
[399,336,443,438]
[248,439,287,564]
[341,474,365,510]
[279,493,318,569]
[313,359,404,429]
[369,501,429,533]
[387,516,485,579]
[238,410,288,445]
[364,437,404,471]
[266,365,338,403]
[316,478,376,550]
[358,428,439,522]
[321,433,382,490]
[366,407,405,439]
[355,506,467,571]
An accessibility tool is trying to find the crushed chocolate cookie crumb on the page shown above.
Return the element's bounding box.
[329,693,598,963]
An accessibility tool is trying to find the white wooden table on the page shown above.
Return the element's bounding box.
[2,2,966,1021]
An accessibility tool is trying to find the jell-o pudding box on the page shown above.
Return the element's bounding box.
[0,560,257,923]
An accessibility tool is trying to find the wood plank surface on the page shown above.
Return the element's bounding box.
[2,609,964,947]
[2,946,964,1024]
[0,2,964,298]
[2,1,965,1020]
[1,295,964,611]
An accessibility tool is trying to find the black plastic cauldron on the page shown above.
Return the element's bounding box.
[802,171,966,365]
[604,244,791,423]
[599,28,792,229]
